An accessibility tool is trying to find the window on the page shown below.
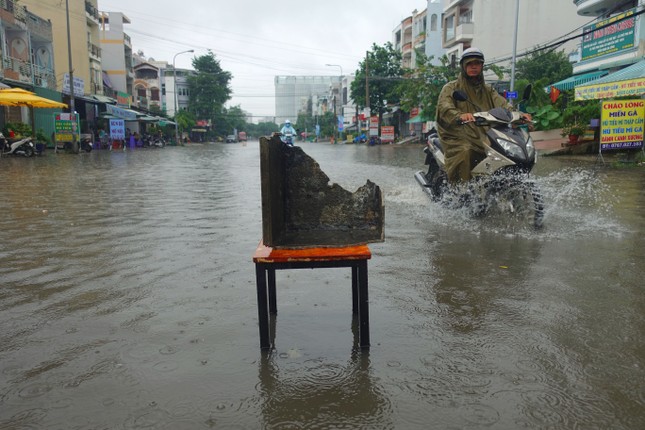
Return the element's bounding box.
[445,15,455,40]
[431,14,438,31]
[151,88,159,101]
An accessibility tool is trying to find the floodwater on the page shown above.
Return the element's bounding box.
[1,142,643,429]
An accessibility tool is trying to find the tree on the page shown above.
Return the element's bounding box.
[350,42,404,124]
[187,51,232,124]
[398,51,458,120]
[515,49,572,86]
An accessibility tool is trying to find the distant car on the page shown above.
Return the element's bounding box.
[226,135,237,143]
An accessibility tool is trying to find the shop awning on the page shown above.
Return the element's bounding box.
[105,104,140,121]
[92,94,117,104]
[546,70,609,93]
[102,72,114,89]
[575,60,645,100]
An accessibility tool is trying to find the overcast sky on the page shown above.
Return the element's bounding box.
[98,0,427,119]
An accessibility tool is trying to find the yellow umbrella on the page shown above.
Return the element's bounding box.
[0,88,67,109]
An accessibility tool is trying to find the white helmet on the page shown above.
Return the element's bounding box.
[285,119,291,125]
[460,47,485,66]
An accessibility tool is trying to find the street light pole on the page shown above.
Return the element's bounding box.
[173,49,194,145]
[325,64,343,142]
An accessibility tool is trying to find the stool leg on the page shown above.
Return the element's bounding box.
[255,264,270,349]
[351,266,358,315]
[268,268,277,314]
[357,260,370,348]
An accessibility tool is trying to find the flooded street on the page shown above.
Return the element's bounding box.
[1,142,644,429]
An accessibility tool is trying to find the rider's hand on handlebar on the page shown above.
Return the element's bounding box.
[459,113,476,123]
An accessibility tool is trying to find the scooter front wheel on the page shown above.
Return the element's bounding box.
[494,181,544,229]
[22,146,34,157]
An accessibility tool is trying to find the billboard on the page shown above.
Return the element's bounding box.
[581,9,636,61]
[600,99,644,151]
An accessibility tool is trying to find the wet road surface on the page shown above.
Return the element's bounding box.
[1,142,643,429]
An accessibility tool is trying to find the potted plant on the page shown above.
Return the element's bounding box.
[561,123,585,144]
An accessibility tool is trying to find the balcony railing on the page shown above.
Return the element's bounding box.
[33,64,56,89]
[26,12,53,39]
[2,56,33,85]
[88,42,101,59]
[85,1,100,21]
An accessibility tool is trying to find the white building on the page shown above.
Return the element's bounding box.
[274,76,340,124]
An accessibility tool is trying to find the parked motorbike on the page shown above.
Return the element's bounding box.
[414,85,544,229]
[80,136,93,152]
[0,132,35,157]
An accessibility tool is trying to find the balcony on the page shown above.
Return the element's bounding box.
[88,42,101,60]
[85,0,100,23]
[455,22,474,42]
[574,0,625,17]
[2,56,33,85]
[33,65,56,89]
[26,11,52,40]
[402,42,412,55]
[444,21,474,47]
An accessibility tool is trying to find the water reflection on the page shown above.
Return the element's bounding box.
[258,319,392,429]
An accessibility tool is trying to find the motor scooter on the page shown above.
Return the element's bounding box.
[280,131,294,146]
[80,136,93,152]
[0,132,35,157]
[414,85,544,229]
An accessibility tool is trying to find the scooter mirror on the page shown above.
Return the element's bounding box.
[453,90,468,102]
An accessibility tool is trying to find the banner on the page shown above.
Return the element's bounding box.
[369,116,379,137]
[600,99,644,150]
[109,119,125,140]
[381,126,395,143]
[581,9,636,61]
[54,113,78,143]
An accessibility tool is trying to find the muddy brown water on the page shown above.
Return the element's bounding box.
[1,142,643,429]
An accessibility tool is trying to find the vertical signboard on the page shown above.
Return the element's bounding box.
[381,126,395,143]
[109,119,125,140]
[54,113,78,145]
[369,116,379,137]
[600,99,644,151]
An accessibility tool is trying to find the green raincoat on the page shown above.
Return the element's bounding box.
[435,69,512,183]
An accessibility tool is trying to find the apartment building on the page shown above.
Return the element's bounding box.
[99,11,133,106]
[274,75,341,125]
[393,0,444,67]
[20,0,103,96]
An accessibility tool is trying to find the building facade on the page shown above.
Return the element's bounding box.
[20,0,102,96]
[274,75,341,125]
[99,11,133,104]
[441,0,589,70]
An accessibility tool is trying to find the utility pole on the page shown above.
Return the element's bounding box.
[509,0,520,106]
[365,51,370,118]
[65,0,78,153]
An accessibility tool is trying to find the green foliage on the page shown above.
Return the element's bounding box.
[515,49,573,84]
[3,122,32,137]
[187,50,232,124]
[525,104,562,130]
[350,42,404,120]
[246,121,279,137]
[175,109,196,136]
[560,122,585,137]
[398,53,457,120]
[560,98,600,128]
[36,128,49,143]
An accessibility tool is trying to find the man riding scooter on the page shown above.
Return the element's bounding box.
[435,47,532,184]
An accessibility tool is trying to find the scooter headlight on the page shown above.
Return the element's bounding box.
[526,136,536,161]
[496,138,526,160]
